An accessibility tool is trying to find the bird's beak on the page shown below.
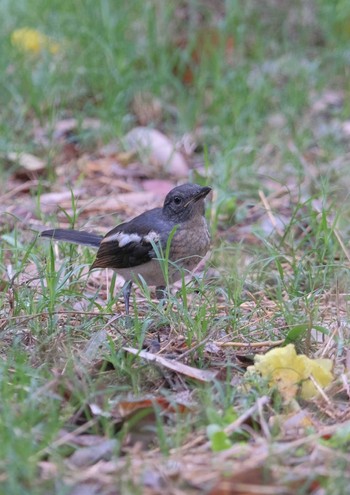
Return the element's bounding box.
[195,186,212,200]
[184,186,212,207]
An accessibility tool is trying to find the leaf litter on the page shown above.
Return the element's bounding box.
[2,31,350,495]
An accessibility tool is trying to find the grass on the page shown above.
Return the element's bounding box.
[1,0,350,493]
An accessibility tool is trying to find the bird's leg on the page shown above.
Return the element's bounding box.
[155,285,166,301]
[122,280,132,315]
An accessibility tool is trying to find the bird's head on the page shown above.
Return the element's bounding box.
[163,183,211,222]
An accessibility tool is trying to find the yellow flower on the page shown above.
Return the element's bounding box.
[11,28,60,55]
[247,344,333,401]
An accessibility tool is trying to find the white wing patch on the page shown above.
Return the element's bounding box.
[143,231,160,243]
[102,230,160,247]
[102,231,141,247]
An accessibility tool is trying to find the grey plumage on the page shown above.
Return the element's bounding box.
[41,183,211,314]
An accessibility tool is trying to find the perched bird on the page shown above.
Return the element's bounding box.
[41,183,211,314]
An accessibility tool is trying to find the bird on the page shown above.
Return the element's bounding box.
[41,183,212,315]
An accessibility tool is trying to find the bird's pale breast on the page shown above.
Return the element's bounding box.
[169,216,210,274]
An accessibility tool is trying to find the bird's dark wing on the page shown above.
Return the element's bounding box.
[91,238,153,269]
[91,208,176,270]
[104,208,166,237]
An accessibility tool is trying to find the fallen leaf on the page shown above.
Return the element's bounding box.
[39,188,85,206]
[114,396,190,419]
[69,439,118,467]
[7,151,45,174]
[246,344,334,401]
[142,469,166,490]
[124,127,188,177]
[208,467,275,495]
[55,191,157,216]
[0,179,47,201]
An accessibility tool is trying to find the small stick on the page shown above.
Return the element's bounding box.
[215,339,284,348]
[258,189,283,236]
[309,374,333,408]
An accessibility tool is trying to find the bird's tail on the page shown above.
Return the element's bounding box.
[40,229,102,248]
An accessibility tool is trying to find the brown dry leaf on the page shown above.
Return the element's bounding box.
[79,155,137,178]
[38,190,158,218]
[64,191,157,216]
[0,179,48,202]
[141,468,166,491]
[7,151,45,175]
[113,396,190,420]
[67,394,190,434]
[124,127,188,177]
[39,188,86,206]
[208,467,290,495]
[69,439,118,468]
[78,155,139,178]
[124,347,217,382]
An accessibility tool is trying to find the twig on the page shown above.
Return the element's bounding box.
[320,323,338,358]
[309,374,333,408]
[1,180,50,201]
[333,228,350,263]
[224,396,270,436]
[257,396,271,440]
[124,347,217,382]
[258,190,283,236]
[215,340,284,348]
[177,335,213,360]
[31,419,97,460]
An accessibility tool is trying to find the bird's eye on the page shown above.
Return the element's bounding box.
[173,196,182,205]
